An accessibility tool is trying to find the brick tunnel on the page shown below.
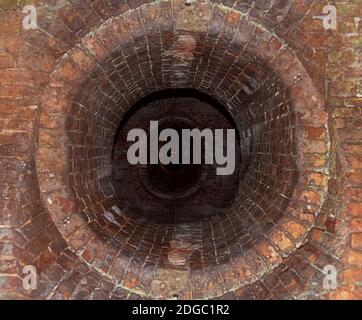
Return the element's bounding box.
[1,0,362,300]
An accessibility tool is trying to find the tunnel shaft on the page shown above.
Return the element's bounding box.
[1,0,361,300]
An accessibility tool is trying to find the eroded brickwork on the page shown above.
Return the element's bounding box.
[0,0,361,300]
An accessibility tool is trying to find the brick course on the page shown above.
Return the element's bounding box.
[0,0,361,300]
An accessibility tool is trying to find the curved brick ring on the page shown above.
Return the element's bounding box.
[35,2,330,299]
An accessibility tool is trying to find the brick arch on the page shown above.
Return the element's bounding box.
[34,1,330,299]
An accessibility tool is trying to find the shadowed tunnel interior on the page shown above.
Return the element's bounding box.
[2,0,361,300]
[57,15,305,298]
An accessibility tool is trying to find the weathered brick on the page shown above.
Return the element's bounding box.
[0,0,361,301]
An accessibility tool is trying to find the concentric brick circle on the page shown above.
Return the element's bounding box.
[35,2,330,299]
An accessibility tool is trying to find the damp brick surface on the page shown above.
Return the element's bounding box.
[0,0,361,300]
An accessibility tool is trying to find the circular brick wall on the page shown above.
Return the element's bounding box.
[34,2,330,299]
